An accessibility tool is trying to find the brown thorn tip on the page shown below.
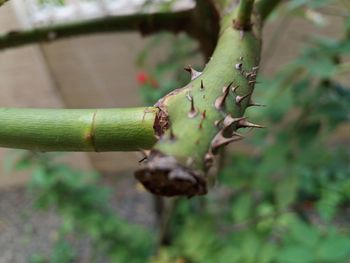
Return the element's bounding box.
[200,80,204,91]
[223,115,245,127]
[184,65,202,80]
[211,131,243,152]
[235,93,250,106]
[186,92,197,118]
[237,119,265,129]
[232,85,239,93]
[215,82,233,110]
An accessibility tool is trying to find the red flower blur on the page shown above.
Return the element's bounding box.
[136,71,158,88]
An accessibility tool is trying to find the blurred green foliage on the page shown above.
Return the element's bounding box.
[6,1,350,262]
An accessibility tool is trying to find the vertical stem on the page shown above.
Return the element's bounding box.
[234,0,255,30]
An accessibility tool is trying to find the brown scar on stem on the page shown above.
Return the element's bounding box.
[198,110,207,129]
[86,109,98,152]
[135,150,207,197]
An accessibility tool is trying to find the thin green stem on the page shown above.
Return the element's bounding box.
[234,0,255,30]
[0,107,158,151]
[0,10,193,50]
[257,0,282,21]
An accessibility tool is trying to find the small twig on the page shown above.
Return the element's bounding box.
[0,10,193,51]
[234,0,255,30]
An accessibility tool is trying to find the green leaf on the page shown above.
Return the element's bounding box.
[317,236,350,262]
[289,220,319,248]
[277,246,315,263]
[232,193,253,222]
[275,174,299,210]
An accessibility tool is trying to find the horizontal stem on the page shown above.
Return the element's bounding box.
[0,107,158,151]
[0,9,193,50]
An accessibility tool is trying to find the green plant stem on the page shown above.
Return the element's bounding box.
[136,1,263,196]
[0,107,158,151]
[0,10,193,50]
[257,0,282,21]
[234,0,255,30]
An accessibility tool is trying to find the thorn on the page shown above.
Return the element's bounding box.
[186,92,198,118]
[252,66,259,71]
[138,149,150,163]
[235,93,250,106]
[200,80,204,91]
[247,102,266,107]
[245,72,257,79]
[223,115,245,127]
[184,65,202,80]
[211,131,243,152]
[231,85,239,94]
[138,156,147,163]
[237,119,265,129]
[204,152,215,168]
[248,80,256,85]
[202,110,207,119]
[235,63,243,70]
[215,82,233,110]
[239,56,243,61]
[214,120,221,127]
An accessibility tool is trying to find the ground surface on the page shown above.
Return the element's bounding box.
[0,173,155,263]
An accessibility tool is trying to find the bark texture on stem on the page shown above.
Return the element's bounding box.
[0,10,193,50]
[0,107,158,151]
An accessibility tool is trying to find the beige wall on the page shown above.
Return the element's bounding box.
[0,4,92,188]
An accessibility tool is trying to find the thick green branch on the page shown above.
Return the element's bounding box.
[136,1,262,197]
[0,10,193,50]
[0,107,158,151]
[234,0,255,30]
[257,0,282,21]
